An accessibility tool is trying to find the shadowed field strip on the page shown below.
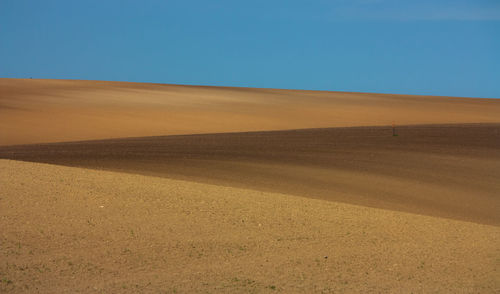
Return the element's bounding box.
[1,160,498,293]
[1,124,499,225]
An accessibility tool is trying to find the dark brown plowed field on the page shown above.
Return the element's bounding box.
[2,123,499,225]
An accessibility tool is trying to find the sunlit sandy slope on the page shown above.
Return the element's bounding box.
[1,78,500,145]
[1,160,498,293]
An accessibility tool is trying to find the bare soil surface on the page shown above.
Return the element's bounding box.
[1,79,499,292]
[1,160,499,293]
[2,78,500,145]
[2,124,499,226]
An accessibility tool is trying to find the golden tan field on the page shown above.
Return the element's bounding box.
[1,78,500,145]
[0,78,499,293]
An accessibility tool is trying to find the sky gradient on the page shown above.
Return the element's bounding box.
[1,0,499,98]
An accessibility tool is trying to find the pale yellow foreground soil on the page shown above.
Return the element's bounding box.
[1,160,499,293]
[1,78,500,145]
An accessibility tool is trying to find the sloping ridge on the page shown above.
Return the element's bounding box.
[2,78,500,146]
[2,123,499,225]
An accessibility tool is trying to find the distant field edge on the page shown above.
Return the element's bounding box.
[1,122,499,147]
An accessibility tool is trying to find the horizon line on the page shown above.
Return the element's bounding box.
[1,77,499,100]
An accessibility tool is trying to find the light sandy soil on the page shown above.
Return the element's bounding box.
[1,78,500,145]
[1,160,499,293]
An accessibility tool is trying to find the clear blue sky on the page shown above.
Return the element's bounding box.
[1,0,499,98]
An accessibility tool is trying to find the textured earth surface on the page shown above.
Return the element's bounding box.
[1,160,499,293]
[1,79,499,293]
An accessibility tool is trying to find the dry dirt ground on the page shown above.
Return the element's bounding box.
[2,78,500,146]
[1,79,500,293]
[1,160,499,293]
